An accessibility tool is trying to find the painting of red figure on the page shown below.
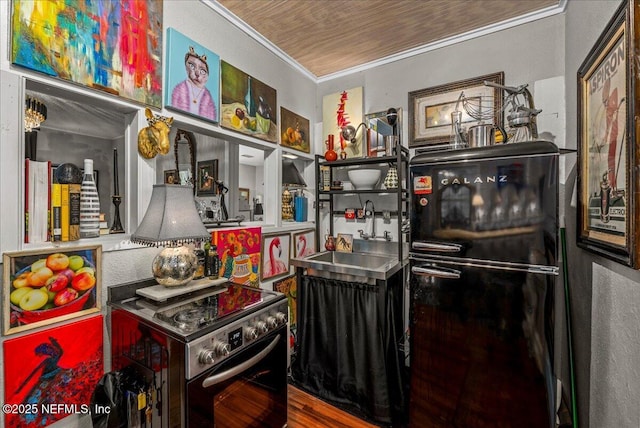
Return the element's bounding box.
[3,315,104,428]
[212,227,262,287]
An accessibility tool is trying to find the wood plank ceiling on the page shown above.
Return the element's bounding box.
[215,0,561,78]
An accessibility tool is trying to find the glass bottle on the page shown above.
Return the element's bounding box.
[79,159,100,238]
[244,76,256,117]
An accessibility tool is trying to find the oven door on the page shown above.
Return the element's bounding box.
[186,326,288,428]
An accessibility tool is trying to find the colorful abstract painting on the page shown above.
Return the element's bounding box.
[212,227,262,287]
[322,87,364,158]
[220,61,278,143]
[165,28,220,123]
[11,0,163,107]
[3,315,104,428]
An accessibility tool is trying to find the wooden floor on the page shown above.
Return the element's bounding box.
[288,385,378,428]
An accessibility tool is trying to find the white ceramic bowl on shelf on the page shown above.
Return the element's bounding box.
[347,169,381,190]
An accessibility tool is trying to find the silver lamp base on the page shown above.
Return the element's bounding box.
[152,246,198,287]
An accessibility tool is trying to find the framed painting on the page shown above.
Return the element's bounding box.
[336,233,353,253]
[220,61,278,143]
[212,227,262,287]
[273,275,297,328]
[322,87,364,158]
[292,229,316,258]
[164,169,178,184]
[3,315,104,428]
[165,28,220,123]
[260,233,291,281]
[280,107,311,153]
[3,245,102,335]
[197,160,218,196]
[10,0,163,107]
[365,108,402,156]
[408,72,504,147]
[577,0,639,269]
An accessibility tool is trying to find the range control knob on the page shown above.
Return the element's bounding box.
[266,316,278,329]
[274,312,287,324]
[198,348,216,365]
[212,340,230,357]
[255,320,268,334]
[244,326,259,341]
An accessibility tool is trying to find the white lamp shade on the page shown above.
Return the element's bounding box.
[131,184,209,247]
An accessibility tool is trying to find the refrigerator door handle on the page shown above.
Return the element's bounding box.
[411,265,461,279]
[411,241,463,253]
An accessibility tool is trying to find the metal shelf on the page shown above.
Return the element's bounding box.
[314,146,410,261]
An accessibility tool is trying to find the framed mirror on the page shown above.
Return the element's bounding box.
[364,107,402,157]
[174,129,197,193]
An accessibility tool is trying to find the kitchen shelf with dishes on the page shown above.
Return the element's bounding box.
[314,145,410,261]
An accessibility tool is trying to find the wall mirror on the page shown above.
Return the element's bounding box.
[174,129,196,193]
[365,107,402,149]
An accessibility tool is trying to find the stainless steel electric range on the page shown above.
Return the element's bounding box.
[108,279,289,428]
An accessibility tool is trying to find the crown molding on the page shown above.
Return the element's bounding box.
[204,0,568,84]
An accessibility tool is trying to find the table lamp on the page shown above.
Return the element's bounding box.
[131,184,210,286]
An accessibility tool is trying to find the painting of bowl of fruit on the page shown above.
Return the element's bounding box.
[3,245,102,335]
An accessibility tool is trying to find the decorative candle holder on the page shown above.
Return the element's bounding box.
[110,195,125,234]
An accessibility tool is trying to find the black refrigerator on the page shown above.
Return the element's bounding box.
[408,141,559,427]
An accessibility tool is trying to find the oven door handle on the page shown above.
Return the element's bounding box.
[201,333,281,388]
[411,265,461,279]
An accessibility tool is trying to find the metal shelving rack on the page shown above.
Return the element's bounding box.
[314,145,410,261]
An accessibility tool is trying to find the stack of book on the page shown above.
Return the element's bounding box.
[99,213,110,235]
[48,176,82,242]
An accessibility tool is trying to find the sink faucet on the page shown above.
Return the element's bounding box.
[358,200,376,240]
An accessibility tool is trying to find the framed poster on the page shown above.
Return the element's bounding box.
[212,227,261,287]
[292,229,316,258]
[196,159,218,196]
[273,275,297,328]
[577,0,639,269]
[3,245,102,335]
[260,233,291,281]
[3,315,104,428]
[165,28,220,123]
[220,61,278,143]
[408,72,504,147]
[11,0,163,107]
[322,87,364,158]
[280,107,311,153]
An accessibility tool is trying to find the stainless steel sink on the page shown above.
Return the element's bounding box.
[290,251,404,284]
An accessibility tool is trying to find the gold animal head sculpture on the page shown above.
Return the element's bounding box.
[137,108,174,159]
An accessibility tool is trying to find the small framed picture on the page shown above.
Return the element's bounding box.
[164,169,178,184]
[197,159,218,196]
[292,229,316,258]
[336,233,353,252]
[261,233,291,281]
[3,245,102,335]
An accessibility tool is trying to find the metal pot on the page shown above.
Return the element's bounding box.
[467,123,507,147]
[467,124,494,147]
